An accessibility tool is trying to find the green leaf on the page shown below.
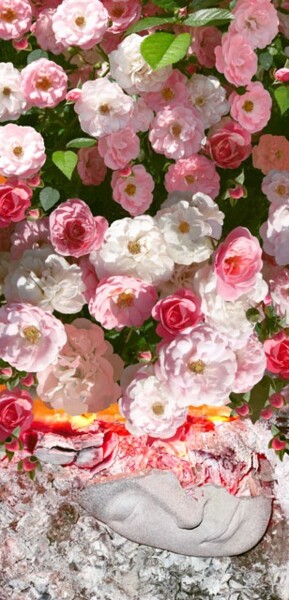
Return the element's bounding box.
[151,0,179,10]
[126,16,177,36]
[192,0,220,8]
[39,187,60,211]
[141,32,191,70]
[184,8,234,27]
[66,138,96,149]
[52,150,77,180]
[259,51,273,71]
[27,49,49,64]
[12,426,21,438]
[248,376,271,423]
[274,86,289,115]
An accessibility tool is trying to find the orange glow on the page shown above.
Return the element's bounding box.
[0,176,6,184]
[188,404,236,423]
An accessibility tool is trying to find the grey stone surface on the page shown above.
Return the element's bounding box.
[79,469,272,557]
[0,461,288,600]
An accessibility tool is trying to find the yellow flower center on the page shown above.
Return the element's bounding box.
[36,76,52,91]
[0,8,16,22]
[116,291,135,308]
[128,240,141,255]
[162,87,175,101]
[276,184,287,196]
[171,124,182,137]
[99,103,110,115]
[13,146,23,157]
[75,15,85,27]
[2,87,11,96]
[125,184,136,196]
[152,402,165,416]
[178,220,190,234]
[185,175,196,185]
[243,100,254,112]
[22,325,42,345]
[195,96,205,107]
[188,359,206,374]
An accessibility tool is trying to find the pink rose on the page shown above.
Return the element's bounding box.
[103,0,141,34]
[0,124,46,179]
[0,178,32,227]
[21,58,68,108]
[190,26,222,68]
[229,82,272,134]
[77,146,107,186]
[264,331,289,378]
[89,275,158,330]
[0,0,32,40]
[206,120,252,169]
[49,198,108,257]
[0,388,33,442]
[230,0,279,50]
[252,135,289,175]
[98,127,140,170]
[152,288,203,340]
[111,165,154,216]
[165,155,220,200]
[213,227,263,300]
[215,32,257,87]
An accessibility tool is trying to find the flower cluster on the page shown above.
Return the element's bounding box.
[1,0,289,473]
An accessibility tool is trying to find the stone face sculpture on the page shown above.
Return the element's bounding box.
[78,469,272,557]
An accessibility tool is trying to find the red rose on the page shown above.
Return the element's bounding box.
[152,288,203,340]
[0,388,33,442]
[0,179,32,228]
[264,331,289,378]
[206,120,252,169]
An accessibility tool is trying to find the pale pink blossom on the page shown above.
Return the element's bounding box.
[260,204,289,265]
[111,165,154,216]
[190,26,222,68]
[128,97,154,133]
[90,215,174,285]
[49,198,108,258]
[0,124,46,179]
[230,82,272,134]
[77,145,107,186]
[152,288,203,340]
[143,69,189,112]
[98,127,140,170]
[0,0,32,40]
[103,0,141,33]
[262,170,289,205]
[149,106,204,160]
[30,8,65,55]
[52,0,109,50]
[215,32,258,87]
[213,226,263,301]
[230,0,279,49]
[268,267,289,324]
[36,318,123,414]
[74,77,134,138]
[78,255,99,303]
[252,135,289,175]
[165,155,220,200]
[155,324,237,407]
[119,366,187,439]
[109,33,172,95]
[20,58,67,108]
[186,74,229,130]
[10,217,50,259]
[0,62,27,122]
[89,275,157,330]
[0,303,67,372]
[232,335,267,393]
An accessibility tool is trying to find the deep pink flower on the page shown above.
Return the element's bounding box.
[152,288,203,340]
[0,178,32,227]
[103,0,141,33]
[0,387,33,442]
[264,331,289,378]
[274,68,289,83]
[206,120,252,169]
[213,227,263,301]
[49,198,108,257]
[190,26,222,68]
